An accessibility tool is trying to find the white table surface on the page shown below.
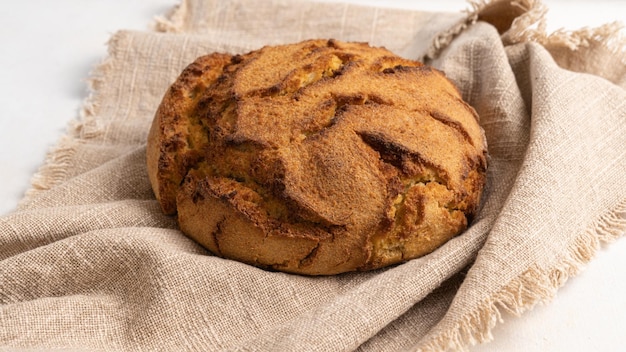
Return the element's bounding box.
[1,1,625,351]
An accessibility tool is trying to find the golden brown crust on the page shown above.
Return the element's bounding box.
[147,53,232,214]
[147,39,488,275]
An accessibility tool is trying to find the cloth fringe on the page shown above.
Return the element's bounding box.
[501,0,626,72]
[543,22,626,66]
[152,0,188,33]
[424,0,542,61]
[17,34,119,208]
[428,0,626,68]
[497,0,548,45]
[18,137,79,209]
[423,12,478,62]
[417,198,626,351]
[503,2,625,56]
[74,43,113,141]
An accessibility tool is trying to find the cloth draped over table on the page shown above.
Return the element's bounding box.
[1,0,625,350]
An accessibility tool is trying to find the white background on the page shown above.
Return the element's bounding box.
[1,1,625,351]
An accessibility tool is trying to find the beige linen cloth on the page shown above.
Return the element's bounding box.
[1,0,625,350]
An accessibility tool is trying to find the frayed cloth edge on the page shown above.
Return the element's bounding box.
[427,0,626,72]
[152,0,188,33]
[414,198,626,351]
[17,136,80,210]
[17,33,126,208]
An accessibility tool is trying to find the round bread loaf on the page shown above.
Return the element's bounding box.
[147,39,487,275]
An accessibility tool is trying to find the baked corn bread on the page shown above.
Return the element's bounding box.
[147,39,488,275]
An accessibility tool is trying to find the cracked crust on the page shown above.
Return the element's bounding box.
[147,39,488,275]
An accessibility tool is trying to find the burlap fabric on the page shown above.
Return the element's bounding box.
[1,0,625,350]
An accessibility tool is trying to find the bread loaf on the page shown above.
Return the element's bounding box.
[147,39,488,275]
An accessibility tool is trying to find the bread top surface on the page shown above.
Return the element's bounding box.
[147,39,487,275]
